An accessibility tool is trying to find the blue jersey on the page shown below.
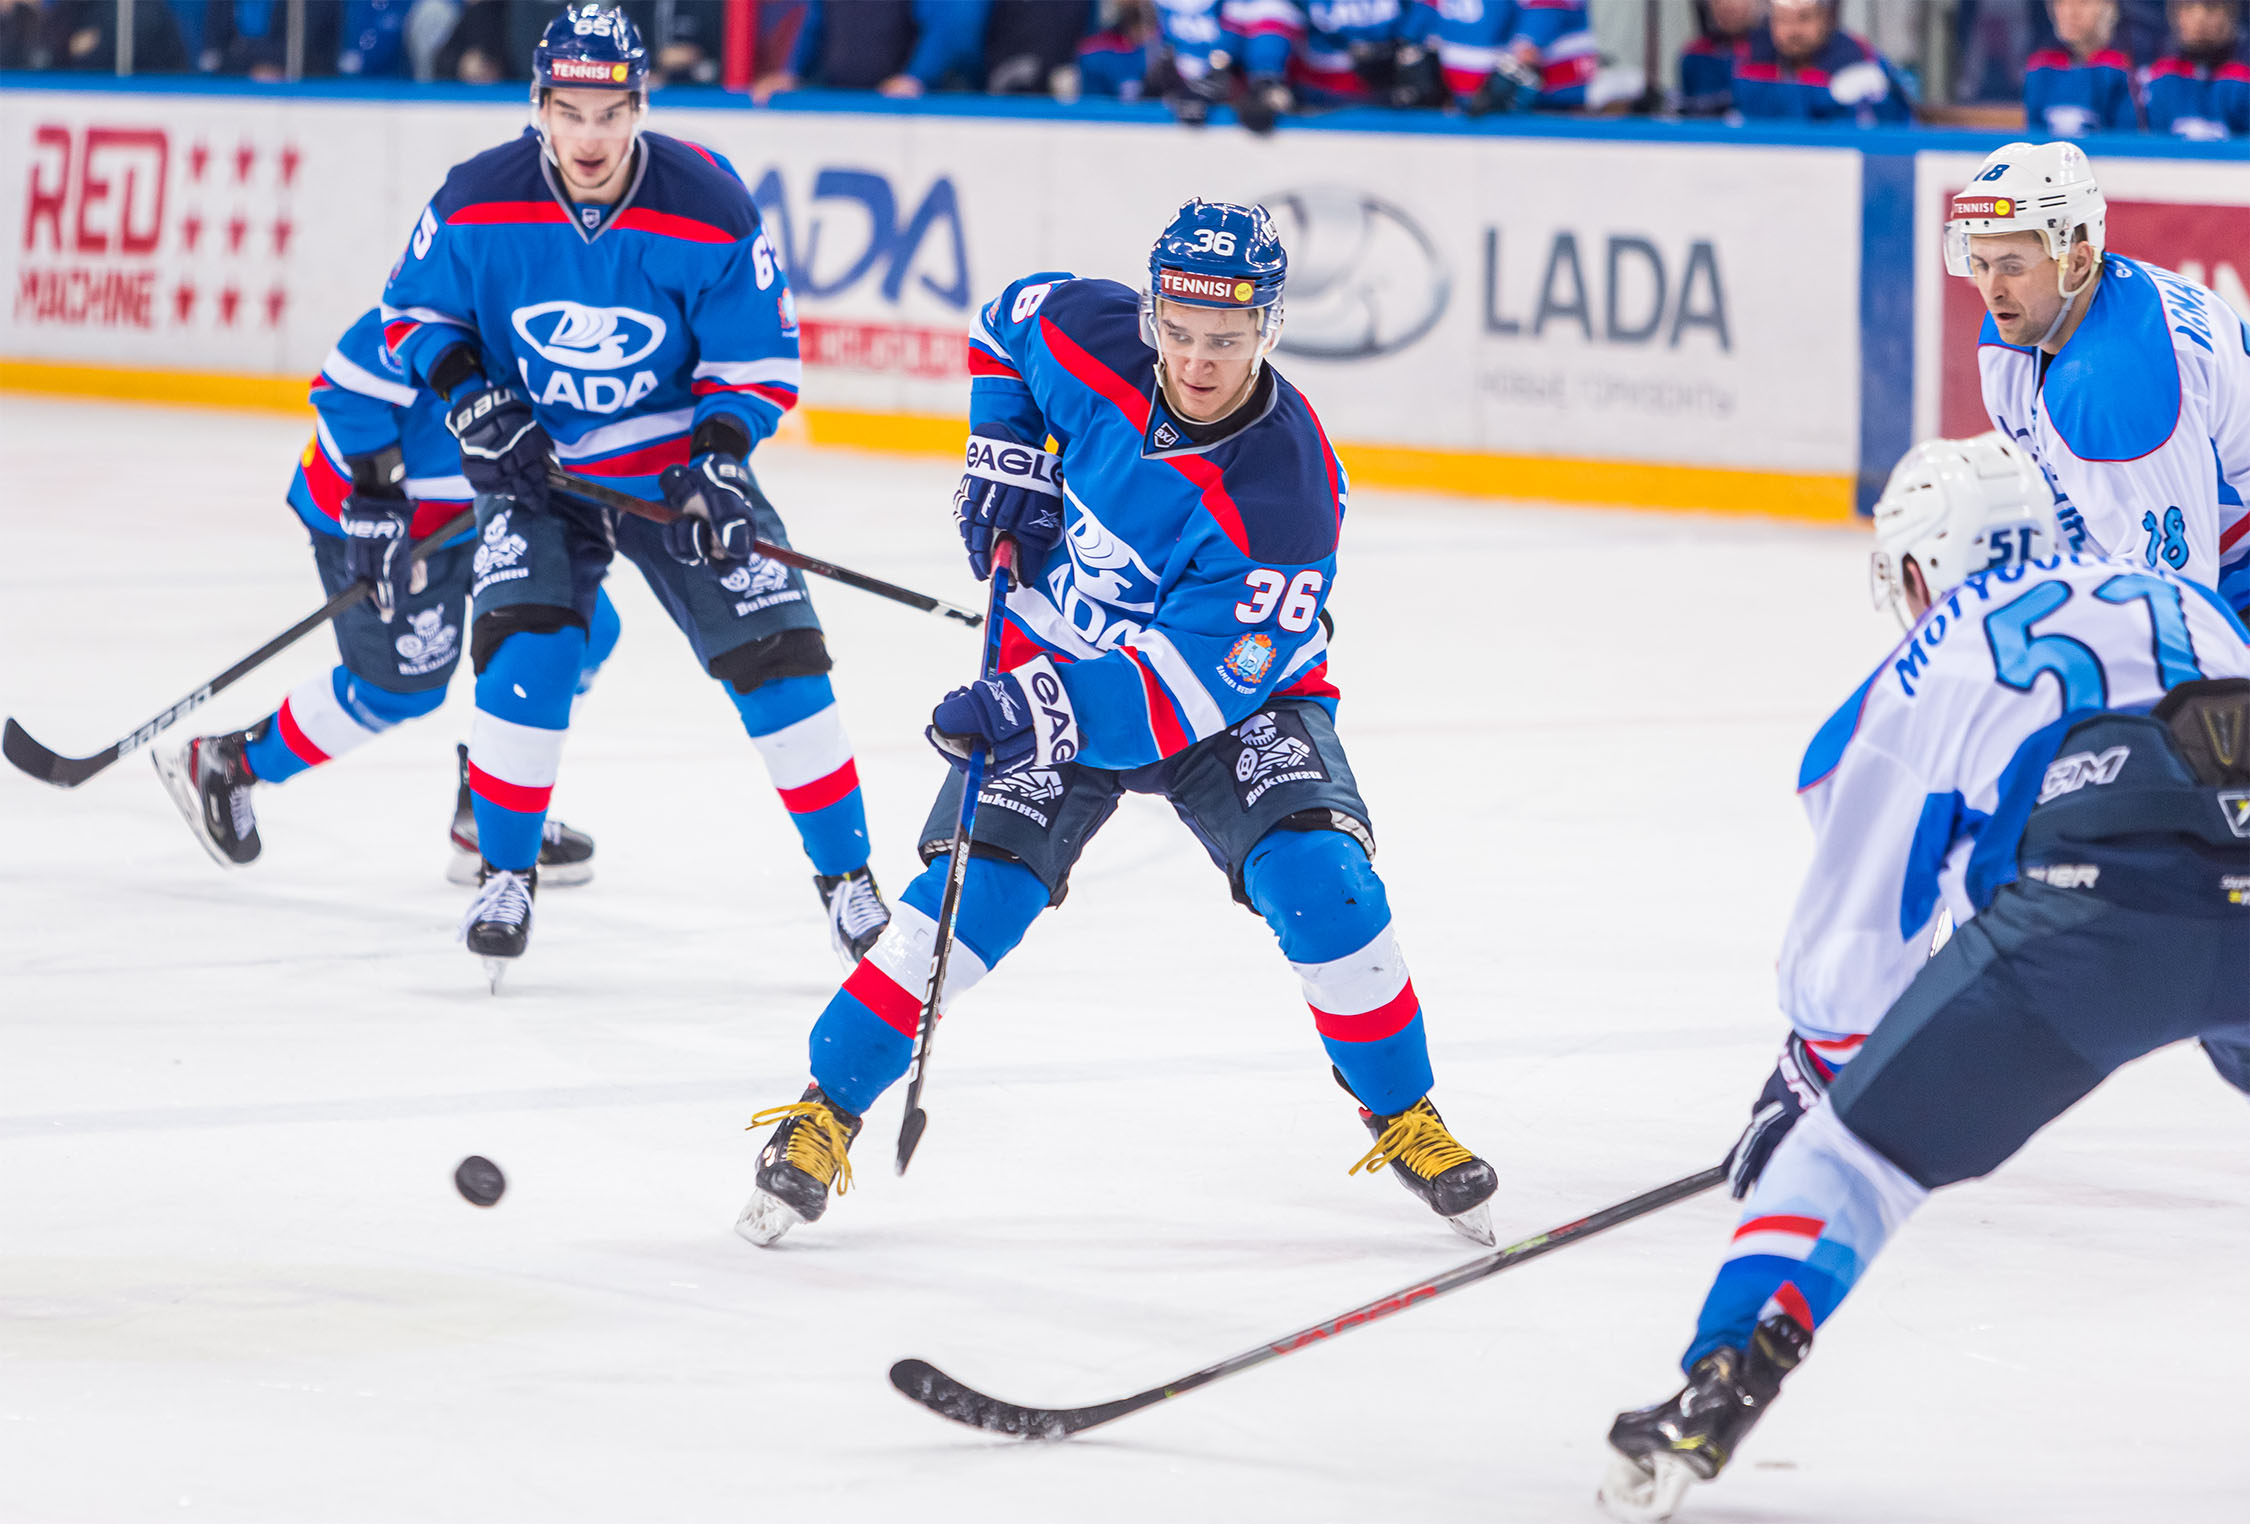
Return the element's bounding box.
[1155,0,1236,84]
[1407,0,1596,106]
[1731,26,1911,123]
[967,274,1347,772]
[381,128,798,499]
[1676,31,1739,114]
[1779,552,2250,1062]
[289,306,471,545]
[2143,51,2250,139]
[2022,45,2141,135]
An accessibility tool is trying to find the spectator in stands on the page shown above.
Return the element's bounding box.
[1075,0,1159,98]
[2024,0,2142,133]
[2144,0,2250,135]
[1678,0,1763,116]
[1145,0,1236,125]
[984,0,1092,94]
[753,0,991,101]
[1731,0,1911,123]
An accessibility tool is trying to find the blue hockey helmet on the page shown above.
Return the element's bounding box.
[531,4,649,103]
[1143,199,1288,351]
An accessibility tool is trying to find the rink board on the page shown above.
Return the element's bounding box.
[2,83,2246,518]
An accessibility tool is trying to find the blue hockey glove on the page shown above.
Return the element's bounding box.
[1462,50,1541,116]
[659,453,759,566]
[1724,1032,1832,1199]
[339,487,418,624]
[955,433,1063,582]
[927,656,1080,777]
[445,382,551,511]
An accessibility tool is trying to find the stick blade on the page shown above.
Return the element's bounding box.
[893,1106,928,1176]
[2,718,104,788]
[888,1359,1131,1440]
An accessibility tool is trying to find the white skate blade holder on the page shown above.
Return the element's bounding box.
[1447,1201,1496,1247]
[152,744,243,872]
[481,956,510,995]
[1598,1448,1696,1523]
[735,1190,804,1248]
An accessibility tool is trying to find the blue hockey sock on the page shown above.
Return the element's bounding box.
[1245,829,1434,1117]
[577,587,621,696]
[467,626,584,871]
[732,673,871,877]
[807,853,1049,1116]
[245,666,445,784]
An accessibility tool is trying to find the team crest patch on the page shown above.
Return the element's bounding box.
[1222,633,1276,691]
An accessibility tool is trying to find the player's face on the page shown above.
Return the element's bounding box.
[1707,0,1762,33]
[2050,0,2115,52]
[1768,1,1833,61]
[540,87,643,201]
[1968,232,2066,346]
[1154,301,1264,423]
[2173,1,2238,52]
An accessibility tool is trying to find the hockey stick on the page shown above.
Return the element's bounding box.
[2,510,476,789]
[895,537,1017,1176]
[543,467,985,629]
[889,1162,1729,1438]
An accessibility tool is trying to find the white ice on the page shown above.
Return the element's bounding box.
[2,396,2244,1524]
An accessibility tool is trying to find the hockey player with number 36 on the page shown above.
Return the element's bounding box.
[1597,435,2250,1521]
[734,201,1497,1250]
[379,5,890,985]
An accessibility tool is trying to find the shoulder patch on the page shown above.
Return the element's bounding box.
[2043,256,2182,463]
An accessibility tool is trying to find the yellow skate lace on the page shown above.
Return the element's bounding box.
[746,1100,855,1197]
[1349,1099,1474,1181]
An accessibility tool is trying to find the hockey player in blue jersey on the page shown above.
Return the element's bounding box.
[379,5,890,983]
[1951,141,2250,616]
[1597,435,2250,1520]
[734,201,1498,1249]
[154,306,615,885]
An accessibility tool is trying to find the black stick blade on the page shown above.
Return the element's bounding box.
[2,719,105,788]
[893,1107,928,1176]
[888,1359,1150,1439]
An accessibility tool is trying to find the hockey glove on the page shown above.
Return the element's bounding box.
[339,486,419,624]
[445,382,551,512]
[1389,42,1447,108]
[660,452,759,566]
[955,433,1064,582]
[1463,50,1541,116]
[1349,39,1400,97]
[927,656,1080,777]
[1723,1032,1832,1199]
[1237,74,1295,134]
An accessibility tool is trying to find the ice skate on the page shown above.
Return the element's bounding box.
[814,866,891,969]
[447,744,595,887]
[153,728,262,868]
[736,1084,861,1246]
[1343,1073,1498,1244]
[1598,1311,1810,1521]
[460,864,536,992]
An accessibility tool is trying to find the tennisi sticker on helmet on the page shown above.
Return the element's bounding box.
[1158,271,1260,305]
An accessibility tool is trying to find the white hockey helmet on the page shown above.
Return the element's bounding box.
[1870,432,2058,625]
[1943,142,2107,279]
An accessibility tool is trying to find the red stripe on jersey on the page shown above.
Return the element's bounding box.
[559,436,692,478]
[1769,1280,1816,1332]
[1734,1214,1825,1242]
[301,436,352,520]
[1310,981,1420,1043]
[688,141,721,167]
[777,760,860,815]
[2223,61,2250,83]
[842,958,926,1038]
[468,760,552,815]
[1302,395,1346,536]
[275,698,332,766]
[1543,53,1596,89]
[1733,60,1780,82]
[2146,57,2196,79]
[2024,48,2071,71]
[610,206,734,244]
[1442,65,1487,94]
[1125,647,1193,757]
[746,382,798,411]
[1796,68,1832,87]
[1280,659,1339,701]
[409,500,470,540]
[2220,516,2249,552]
[448,200,572,227]
[2088,49,2132,70]
[967,345,1021,380]
[997,620,1058,674]
[383,319,418,350]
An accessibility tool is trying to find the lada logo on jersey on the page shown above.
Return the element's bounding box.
[511,301,668,370]
[1046,500,1161,651]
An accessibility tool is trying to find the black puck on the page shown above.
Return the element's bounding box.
[455,1155,506,1207]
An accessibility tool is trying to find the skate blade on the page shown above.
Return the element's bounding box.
[151,747,245,872]
[1446,1201,1496,1247]
[735,1189,805,1248]
[1597,1449,1696,1523]
[481,956,511,994]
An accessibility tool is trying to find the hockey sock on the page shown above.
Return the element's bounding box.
[729,672,871,877]
[1684,1103,1928,1370]
[575,586,621,703]
[467,626,585,872]
[1244,829,1434,1117]
[243,667,447,785]
[807,853,1049,1116]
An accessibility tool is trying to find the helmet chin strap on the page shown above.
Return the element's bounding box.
[2035,237,2099,349]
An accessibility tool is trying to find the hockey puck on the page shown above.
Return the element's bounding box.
[454,1155,506,1207]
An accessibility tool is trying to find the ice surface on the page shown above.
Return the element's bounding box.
[3,397,2245,1523]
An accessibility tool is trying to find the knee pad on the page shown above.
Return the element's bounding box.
[473,625,586,730]
[341,674,448,729]
[1244,826,1390,965]
[708,627,832,696]
[472,603,586,675]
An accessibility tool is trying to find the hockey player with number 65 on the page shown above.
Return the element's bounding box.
[734,200,1498,1250]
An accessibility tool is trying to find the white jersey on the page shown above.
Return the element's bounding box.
[1979,255,2250,614]
[1778,552,2250,1064]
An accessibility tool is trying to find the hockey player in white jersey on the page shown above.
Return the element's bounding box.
[1951,140,2250,614]
[1597,434,2250,1519]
